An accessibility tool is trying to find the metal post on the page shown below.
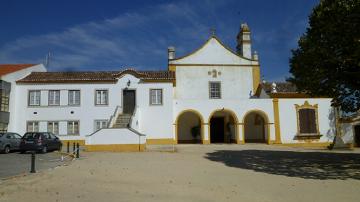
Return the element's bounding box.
[30,151,36,173]
[67,142,70,153]
[76,143,80,158]
[73,142,75,154]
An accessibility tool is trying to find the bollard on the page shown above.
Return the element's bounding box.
[76,143,80,158]
[30,151,36,173]
[67,142,70,153]
[73,142,76,154]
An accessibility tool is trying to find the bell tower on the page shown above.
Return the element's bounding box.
[236,23,252,59]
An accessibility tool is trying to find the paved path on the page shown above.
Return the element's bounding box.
[0,144,360,202]
[0,151,72,179]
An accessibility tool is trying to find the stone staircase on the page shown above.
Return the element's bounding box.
[112,114,132,128]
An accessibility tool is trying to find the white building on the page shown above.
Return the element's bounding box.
[2,24,358,151]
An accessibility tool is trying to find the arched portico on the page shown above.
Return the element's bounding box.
[208,109,238,143]
[243,110,270,143]
[176,109,204,144]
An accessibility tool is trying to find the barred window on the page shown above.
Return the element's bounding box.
[67,121,79,135]
[48,90,60,106]
[209,82,221,99]
[47,121,59,135]
[27,121,39,132]
[150,89,162,105]
[68,90,80,105]
[29,90,41,106]
[0,122,8,132]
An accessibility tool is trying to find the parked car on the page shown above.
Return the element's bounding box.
[20,132,62,153]
[0,132,22,154]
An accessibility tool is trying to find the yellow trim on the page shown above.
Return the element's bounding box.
[277,142,331,147]
[208,108,239,144]
[146,138,176,145]
[85,144,145,152]
[242,109,271,144]
[252,65,260,93]
[168,64,176,71]
[295,101,320,137]
[169,36,257,62]
[61,140,85,146]
[272,99,282,144]
[175,109,205,144]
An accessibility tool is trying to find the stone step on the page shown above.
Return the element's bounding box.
[112,124,128,128]
[146,145,177,152]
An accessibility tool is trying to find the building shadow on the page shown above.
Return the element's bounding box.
[205,150,360,180]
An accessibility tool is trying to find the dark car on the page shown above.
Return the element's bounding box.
[20,132,62,153]
[0,132,22,153]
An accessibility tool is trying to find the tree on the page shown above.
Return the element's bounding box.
[288,0,360,112]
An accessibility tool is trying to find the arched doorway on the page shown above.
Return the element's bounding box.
[209,109,238,143]
[243,111,269,143]
[176,110,203,144]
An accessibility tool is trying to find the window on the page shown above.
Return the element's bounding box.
[95,90,108,105]
[94,120,108,131]
[28,90,41,106]
[27,121,39,132]
[0,89,9,112]
[209,82,221,99]
[68,90,80,105]
[48,90,60,106]
[295,101,320,139]
[150,89,163,105]
[47,121,59,135]
[67,121,79,135]
[0,122,8,132]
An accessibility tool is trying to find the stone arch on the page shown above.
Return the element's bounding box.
[242,110,270,143]
[208,108,239,143]
[176,109,204,144]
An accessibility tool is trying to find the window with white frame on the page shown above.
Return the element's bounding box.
[28,90,41,106]
[209,82,221,99]
[47,121,59,135]
[48,90,60,106]
[95,90,108,105]
[150,89,162,105]
[27,121,39,132]
[94,120,108,131]
[67,121,79,135]
[68,90,80,105]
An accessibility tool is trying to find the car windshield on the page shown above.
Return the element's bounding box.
[23,133,41,140]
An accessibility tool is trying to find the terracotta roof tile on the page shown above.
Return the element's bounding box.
[16,68,175,83]
[0,64,37,77]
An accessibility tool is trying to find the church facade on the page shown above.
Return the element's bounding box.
[2,24,355,151]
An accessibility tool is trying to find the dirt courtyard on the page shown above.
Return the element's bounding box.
[1,144,360,202]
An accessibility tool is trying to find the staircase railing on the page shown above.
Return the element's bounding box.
[108,105,122,128]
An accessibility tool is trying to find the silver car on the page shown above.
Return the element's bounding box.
[0,133,22,154]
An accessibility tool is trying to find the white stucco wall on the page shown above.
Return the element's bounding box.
[86,128,145,145]
[14,74,173,141]
[278,99,334,143]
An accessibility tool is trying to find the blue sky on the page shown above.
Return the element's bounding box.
[0,0,319,81]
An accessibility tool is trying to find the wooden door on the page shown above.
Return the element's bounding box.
[123,90,136,114]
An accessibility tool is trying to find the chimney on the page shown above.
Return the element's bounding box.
[168,46,175,60]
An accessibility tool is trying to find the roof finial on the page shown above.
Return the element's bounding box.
[210,28,216,37]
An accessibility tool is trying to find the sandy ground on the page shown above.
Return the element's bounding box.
[0,144,360,202]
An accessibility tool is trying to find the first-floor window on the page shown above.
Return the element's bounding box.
[48,90,60,106]
[67,121,79,135]
[150,89,163,105]
[0,89,10,112]
[68,90,80,105]
[298,108,317,134]
[0,122,8,132]
[47,121,59,135]
[209,82,221,99]
[27,121,39,132]
[94,120,108,131]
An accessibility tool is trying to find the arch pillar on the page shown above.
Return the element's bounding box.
[237,123,245,144]
[203,123,210,144]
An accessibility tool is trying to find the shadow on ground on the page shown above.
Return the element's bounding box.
[205,150,360,180]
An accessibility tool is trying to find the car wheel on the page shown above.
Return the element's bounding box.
[41,146,48,154]
[4,146,10,154]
